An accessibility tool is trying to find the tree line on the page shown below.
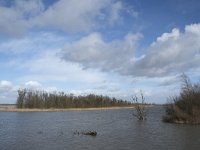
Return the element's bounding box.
[16,89,132,109]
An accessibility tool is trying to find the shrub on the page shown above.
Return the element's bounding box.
[132,92,147,120]
[163,74,200,124]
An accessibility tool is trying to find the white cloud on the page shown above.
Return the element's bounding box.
[0,80,13,91]
[0,0,44,36]
[124,23,200,77]
[0,79,59,103]
[185,23,200,35]
[0,31,108,86]
[20,49,106,85]
[14,0,44,17]
[108,1,123,25]
[61,32,142,72]
[155,28,180,43]
[60,23,200,78]
[157,76,180,87]
[0,80,16,104]
[34,0,108,32]
[0,32,66,54]
[0,0,131,36]
[34,0,131,33]
[57,24,199,83]
[0,5,28,36]
[24,81,42,89]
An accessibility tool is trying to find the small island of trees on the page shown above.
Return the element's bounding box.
[16,89,132,109]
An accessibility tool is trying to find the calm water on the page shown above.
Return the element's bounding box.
[0,107,200,150]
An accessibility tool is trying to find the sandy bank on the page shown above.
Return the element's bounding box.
[0,106,136,112]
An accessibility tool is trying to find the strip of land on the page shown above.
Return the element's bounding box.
[0,106,136,112]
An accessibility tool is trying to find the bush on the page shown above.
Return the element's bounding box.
[132,92,147,120]
[163,74,200,124]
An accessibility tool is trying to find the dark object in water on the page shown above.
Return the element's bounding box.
[37,131,43,134]
[82,131,97,136]
[74,130,97,136]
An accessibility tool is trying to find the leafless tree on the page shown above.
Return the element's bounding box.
[132,92,147,120]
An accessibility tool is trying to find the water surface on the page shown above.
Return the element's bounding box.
[0,107,200,150]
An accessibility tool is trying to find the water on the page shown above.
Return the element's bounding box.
[0,107,200,150]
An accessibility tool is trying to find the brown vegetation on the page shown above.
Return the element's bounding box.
[132,92,147,120]
[163,74,200,124]
[16,89,132,109]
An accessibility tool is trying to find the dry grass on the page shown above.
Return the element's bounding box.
[163,74,200,124]
[0,106,136,112]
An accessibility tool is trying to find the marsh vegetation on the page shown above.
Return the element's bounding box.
[163,74,200,124]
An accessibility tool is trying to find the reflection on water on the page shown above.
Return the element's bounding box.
[0,107,200,150]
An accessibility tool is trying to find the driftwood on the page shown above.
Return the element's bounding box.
[82,131,97,136]
[74,130,97,136]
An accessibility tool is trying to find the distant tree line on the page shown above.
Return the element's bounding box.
[16,89,132,109]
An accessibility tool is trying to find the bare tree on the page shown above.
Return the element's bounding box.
[132,92,147,120]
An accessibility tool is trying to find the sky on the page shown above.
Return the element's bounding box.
[0,0,200,104]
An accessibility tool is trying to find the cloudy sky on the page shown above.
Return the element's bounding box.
[0,0,200,104]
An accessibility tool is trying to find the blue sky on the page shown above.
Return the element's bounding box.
[0,0,200,104]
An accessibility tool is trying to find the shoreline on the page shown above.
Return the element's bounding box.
[0,106,137,112]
